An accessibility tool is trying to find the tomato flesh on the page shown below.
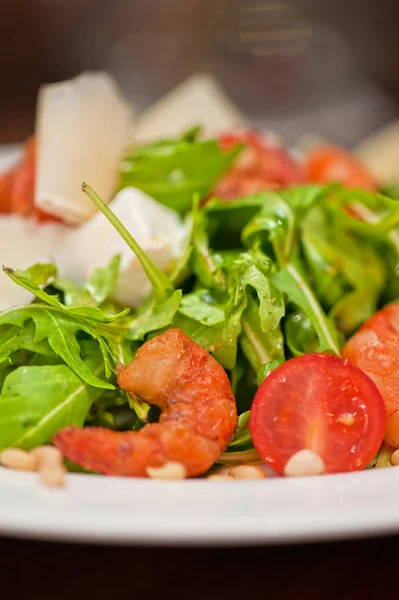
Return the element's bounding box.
[250,353,385,475]
[343,303,399,447]
[305,145,377,191]
[214,130,305,200]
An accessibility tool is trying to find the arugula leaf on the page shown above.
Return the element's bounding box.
[205,195,269,248]
[281,184,331,219]
[191,207,226,289]
[240,293,285,372]
[228,411,253,451]
[0,362,13,392]
[301,225,385,335]
[103,336,150,422]
[52,278,96,307]
[0,305,115,389]
[16,263,57,286]
[284,308,321,356]
[170,300,245,370]
[176,245,285,370]
[242,193,295,264]
[179,289,227,326]
[241,192,341,355]
[119,134,242,214]
[54,256,121,308]
[85,254,121,304]
[86,403,139,431]
[170,199,197,287]
[127,289,182,341]
[4,266,128,324]
[0,321,55,363]
[380,232,399,303]
[272,256,340,355]
[326,188,399,235]
[256,359,284,385]
[0,341,105,450]
[229,251,285,331]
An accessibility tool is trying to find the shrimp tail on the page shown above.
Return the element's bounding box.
[54,427,137,476]
[54,423,221,477]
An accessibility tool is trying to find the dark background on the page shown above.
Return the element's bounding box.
[0,534,397,598]
[2,0,399,145]
[2,0,399,594]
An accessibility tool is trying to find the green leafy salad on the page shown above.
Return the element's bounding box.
[1,127,399,477]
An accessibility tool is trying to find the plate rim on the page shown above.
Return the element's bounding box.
[0,467,398,546]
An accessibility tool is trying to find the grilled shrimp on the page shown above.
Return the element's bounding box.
[53,329,237,477]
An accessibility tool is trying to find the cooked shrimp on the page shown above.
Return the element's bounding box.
[343,303,399,446]
[53,329,238,477]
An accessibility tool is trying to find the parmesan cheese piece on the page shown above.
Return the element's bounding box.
[35,72,133,225]
[135,73,246,143]
[0,216,69,310]
[355,120,399,185]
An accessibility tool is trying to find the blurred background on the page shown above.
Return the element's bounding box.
[2,0,399,146]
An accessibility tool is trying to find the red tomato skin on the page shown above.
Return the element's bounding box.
[0,136,62,224]
[250,353,386,475]
[305,145,377,191]
[214,130,305,200]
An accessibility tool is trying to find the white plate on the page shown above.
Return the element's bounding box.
[1,145,398,547]
[0,467,398,546]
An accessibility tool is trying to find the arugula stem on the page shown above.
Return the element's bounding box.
[240,315,272,372]
[217,448,261,464]
[285,263,341,356]
[125,392,150,423]
[82,182,173,302]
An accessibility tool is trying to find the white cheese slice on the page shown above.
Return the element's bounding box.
[35,72,133,225]
[135,73,246,143]
[55,187,185,307]
[0,216,69,311]
[355,120,399,185]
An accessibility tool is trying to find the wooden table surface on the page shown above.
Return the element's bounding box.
[0,533,396,598]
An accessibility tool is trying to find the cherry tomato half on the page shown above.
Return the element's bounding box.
[250,353,385,475]
[343,303,399,447]
[305,145,377,191]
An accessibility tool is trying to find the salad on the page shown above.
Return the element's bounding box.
[1,71,399,486]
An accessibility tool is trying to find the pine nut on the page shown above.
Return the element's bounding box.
[391,449,399,466]
[284,449,325,477]
[30,446,63,468]
[40,466,66,487]
[207,474,235,480]
[0,448,38,471]
[229,465,267,479]
[147,461,187,480]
